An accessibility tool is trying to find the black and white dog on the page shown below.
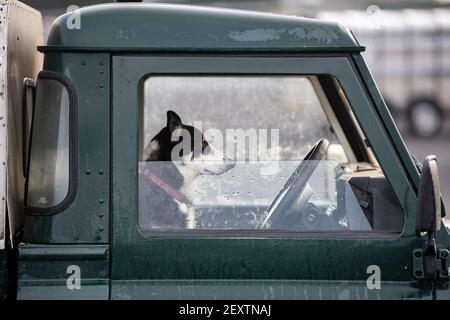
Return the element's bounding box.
[139,111,235,229]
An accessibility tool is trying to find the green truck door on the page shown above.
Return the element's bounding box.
[111,55,431,300]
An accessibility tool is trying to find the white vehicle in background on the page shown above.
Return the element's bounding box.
[319,9,450,137]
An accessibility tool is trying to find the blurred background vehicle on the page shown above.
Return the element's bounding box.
[319,9,450,138]
[21,0,450,215]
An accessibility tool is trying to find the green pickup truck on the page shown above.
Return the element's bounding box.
[0,0,448,300]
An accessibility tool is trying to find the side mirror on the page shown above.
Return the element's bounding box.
[415,155,444,281]
[415,155,441,236]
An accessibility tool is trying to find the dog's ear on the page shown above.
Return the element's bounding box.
[167,110,182,132]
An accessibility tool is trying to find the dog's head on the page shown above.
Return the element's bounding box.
[144,111,235,176]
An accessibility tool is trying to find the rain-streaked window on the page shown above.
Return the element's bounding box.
[138,76,404,234]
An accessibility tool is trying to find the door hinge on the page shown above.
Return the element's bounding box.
[413,247,449,281]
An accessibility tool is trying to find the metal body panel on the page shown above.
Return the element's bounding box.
[0,2,6,251]
[111,280,432,300]
[43,3,362,53]
[17,244,109,300]
[23,52,110,244]
[109,55,442,299]
[0,0,43,249]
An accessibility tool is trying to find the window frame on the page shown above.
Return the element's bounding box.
[24,71,78,216]
[112,55,420,240]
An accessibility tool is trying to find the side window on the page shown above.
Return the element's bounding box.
[25,72,77,214]
[138,76,404,234]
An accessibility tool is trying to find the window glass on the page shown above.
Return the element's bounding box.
[27,77,70,208]
[139,76,404,233]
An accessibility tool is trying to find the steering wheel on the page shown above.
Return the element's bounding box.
[259,139,329,229]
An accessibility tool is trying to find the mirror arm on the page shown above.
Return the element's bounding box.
[423,231,437,281]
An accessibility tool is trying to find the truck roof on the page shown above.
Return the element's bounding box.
[40,3,363,53]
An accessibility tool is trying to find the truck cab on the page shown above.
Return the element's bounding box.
[0,1,449,300]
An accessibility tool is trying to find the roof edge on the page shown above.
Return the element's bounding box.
[38,45,366,53]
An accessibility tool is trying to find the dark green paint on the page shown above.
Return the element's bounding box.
[43,3,363,53]
[39,46,365,53]
[24,52,110,244]
[17,244,109,300]
[111,280,433,300]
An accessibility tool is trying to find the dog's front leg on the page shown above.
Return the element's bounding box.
[176,201,196,229]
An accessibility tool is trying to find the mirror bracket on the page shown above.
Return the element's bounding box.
[423,232,437,280]
[413,241,449,282]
